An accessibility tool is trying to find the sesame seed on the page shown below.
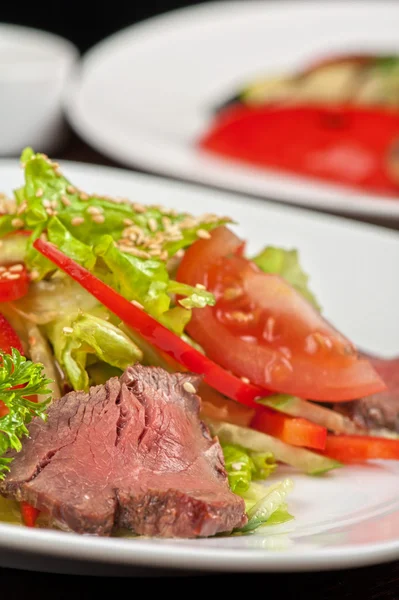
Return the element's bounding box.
[131,300,144,309]
[160,251,168,261]
[43,199,51,208]
[62,327,74,335]
[54,169,62,177]
[6,273,20,280]
[0,266,6,273]
[67,185,76,194]
[175,249,184,258]
[50,200,58,209]
[125,247,151,259]
[231,462,244,471]
[61,195,71,207]
[11,218,23,228]
[240,376,250,384]
[39,233,48,242]
[45,208,54,216]
[29,270,39,281]
[162,216,171,228]
[135,233,146,246]
[79,192,89,201]
[148,217,158,232]
[9,264,24,273]
[123,218,133,226]
[16,202,27,215]
[183,381,196,394]
[148,248,161,257]
[179,217,198,229]
[87,206,102,215]
[133,203,146,213]
[196,228,211,239]
[92,214,105,224]
[52,162,60,169]
[71,217,85,226]
[195,283,206,290]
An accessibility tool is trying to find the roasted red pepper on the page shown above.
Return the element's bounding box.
[251,406,327,450]
[200,104,399,196]
[33,238,269,406]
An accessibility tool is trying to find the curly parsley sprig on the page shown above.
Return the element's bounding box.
[0,349,52,479]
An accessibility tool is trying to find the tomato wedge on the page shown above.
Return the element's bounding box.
[33,238,269,406]
[322,434,399,463]
[251,406,327,450]
[0,263,29,303]
[200,105,399,195]
[0,312,24,355]
[176,226,385,402]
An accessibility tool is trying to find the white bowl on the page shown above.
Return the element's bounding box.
[0,24,79,156]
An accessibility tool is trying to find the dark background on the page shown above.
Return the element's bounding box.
[1,0,208,53]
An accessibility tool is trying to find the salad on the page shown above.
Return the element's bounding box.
[0,149,398,536]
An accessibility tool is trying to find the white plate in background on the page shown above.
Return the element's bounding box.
[0,24,78,156]
[0,159,398,574]
[66,1,399,220]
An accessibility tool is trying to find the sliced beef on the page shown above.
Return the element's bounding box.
[0,365,246,537]
[333,356,399,433]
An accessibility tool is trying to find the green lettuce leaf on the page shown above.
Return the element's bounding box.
[45,312,143,391]
[238,479,294,533]
[252,246,320,310]
[167,281,215,310]
[1,149,228,337]
[222,444,276,495]
[222,444,256,495]
[94,235,215,335]
[12,149,230,259]
[222,441,293,533]
[47,217,96,270]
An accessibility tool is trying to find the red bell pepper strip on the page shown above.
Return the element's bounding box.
[33,238,269,407]
[0,264,29,303]
[20,502,40,528]
[200,104,399,196]
[251,406,327,450]
[322,434,399,463]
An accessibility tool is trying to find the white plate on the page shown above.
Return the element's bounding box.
[0,24,78,156]
[0,159,399,574]
[66,0,399,221]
